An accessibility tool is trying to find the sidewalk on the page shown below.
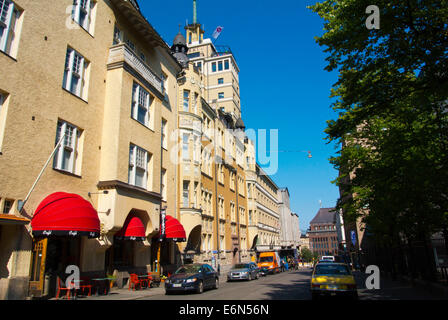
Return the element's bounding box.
[52,286,166,301]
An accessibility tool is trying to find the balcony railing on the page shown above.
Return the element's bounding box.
[107,43,163,96]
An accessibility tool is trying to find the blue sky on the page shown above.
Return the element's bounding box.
[139,0,340,231]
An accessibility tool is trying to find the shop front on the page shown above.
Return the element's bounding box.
[28,192,101,299]
[156,213,186,276]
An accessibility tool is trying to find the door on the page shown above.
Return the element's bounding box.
[28,238,48,298]
[203,265,214,288]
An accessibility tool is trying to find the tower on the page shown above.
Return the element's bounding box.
[185,0,204,44]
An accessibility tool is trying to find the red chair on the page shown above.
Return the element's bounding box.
[78,277,93,297]
[128,273,144,291]
[56,277,72,300]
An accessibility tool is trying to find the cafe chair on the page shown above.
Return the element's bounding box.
[78,277,93,297]
[129,273,144,291]
[56,277,72,300]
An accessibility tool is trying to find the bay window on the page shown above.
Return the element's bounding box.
[131,82,152,128]
[129,144,148,189]
[63,47,89,99]
[0,0,22,57]
[53,120,82,174]
[72,0,96,33]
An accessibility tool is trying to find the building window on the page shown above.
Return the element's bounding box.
[0,0,22,57]
[0,92,6,151]
[3,199,12,213]
[182,181,189,207]
[129,144,148,189]
[193,93,198,114]
[224,60,230,70]
[182,133,189,160]
[53,120,82,174]
[113,24,123,45]
[211,62,216,72]
[72,0,96,32]
[161,72,168,97]
[218,92,224,99]
[183,90,190,112]
[63,47,89,99]
[194,182,199,208]
[161,169,167,201]
[161,119,167,149]
[218,61,223,71]
[131,82,152,128]
[126,38,135,52]
[218,78,224,85]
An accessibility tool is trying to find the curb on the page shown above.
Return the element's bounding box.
[381,271,448,298]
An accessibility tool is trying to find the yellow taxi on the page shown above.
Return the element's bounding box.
[310,262,358,300]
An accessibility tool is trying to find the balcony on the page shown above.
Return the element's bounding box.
[107,43,163,97]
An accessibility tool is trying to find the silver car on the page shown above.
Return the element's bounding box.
[227,262,260,281]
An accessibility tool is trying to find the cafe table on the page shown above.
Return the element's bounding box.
[91,278,114,295]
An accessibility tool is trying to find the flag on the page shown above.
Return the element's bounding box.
[212,26,224,40]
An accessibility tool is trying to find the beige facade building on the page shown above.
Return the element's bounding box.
[172,15,250,274]
[0,0,181,299]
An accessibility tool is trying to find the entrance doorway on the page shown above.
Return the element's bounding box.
[29,237,81,298]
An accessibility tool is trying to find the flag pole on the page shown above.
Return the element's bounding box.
[19,133,66,214]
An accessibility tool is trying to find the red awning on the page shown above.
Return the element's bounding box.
[165,215,186,242]
[31,192,100,238]
[115,215,146,241]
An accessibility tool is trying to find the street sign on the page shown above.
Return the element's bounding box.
[350,230,357,246]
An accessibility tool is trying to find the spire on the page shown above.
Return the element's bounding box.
[193,0,197,24]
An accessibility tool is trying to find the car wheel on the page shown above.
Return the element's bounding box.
[196,281,204,294]
[214,278,219,289]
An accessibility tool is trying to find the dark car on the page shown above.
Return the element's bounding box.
[227,262,260,281]
[165,263,219,294]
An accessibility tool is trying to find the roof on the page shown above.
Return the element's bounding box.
[310,207,337,225]
[173,32,187,46]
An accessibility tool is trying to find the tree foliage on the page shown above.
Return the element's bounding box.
[308,0,448,243]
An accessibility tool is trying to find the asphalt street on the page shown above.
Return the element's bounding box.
[135,267,447,300]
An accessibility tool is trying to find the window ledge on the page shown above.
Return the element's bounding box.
[131,117,155,132]
[0,50,17,62]
[53,168,82,179]
[62,87,88,104]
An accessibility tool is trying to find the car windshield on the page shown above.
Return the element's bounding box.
[259,256,273,262]
[315,264,350,276]
[175,265,202,274]
[233,264,249,269]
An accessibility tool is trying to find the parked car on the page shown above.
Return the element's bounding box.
[310,263,358,300]
[258,251,281,274]
[227,262,260,281]
[165,263,219,294]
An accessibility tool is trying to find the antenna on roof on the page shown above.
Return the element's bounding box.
[319,200,322,208]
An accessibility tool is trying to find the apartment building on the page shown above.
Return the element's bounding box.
[308,208,340,258]
[172,7,250,273]
[278,188,301,250]
[253,164,281,252]
[0,0,181,299]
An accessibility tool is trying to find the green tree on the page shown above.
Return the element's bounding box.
[301,247,314,262]
[309,0,448,279]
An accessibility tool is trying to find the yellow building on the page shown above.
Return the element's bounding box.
[0,0,181,299]
[253,164,281,253]
[171,7,250,274]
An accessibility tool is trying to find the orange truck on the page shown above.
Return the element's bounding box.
[257,251,281,274]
